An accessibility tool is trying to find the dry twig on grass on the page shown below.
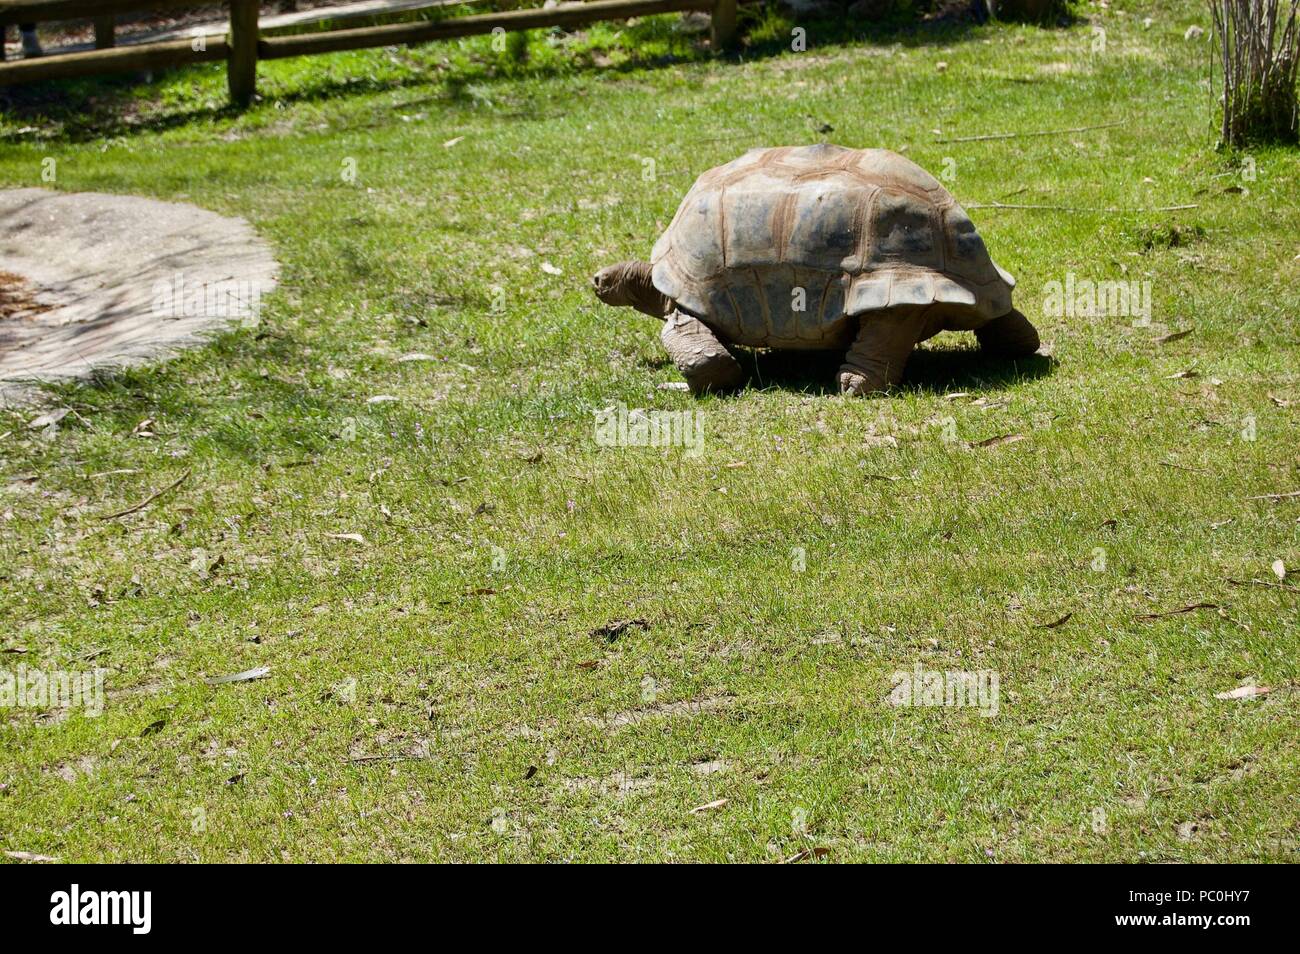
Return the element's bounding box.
[96,469,191,520]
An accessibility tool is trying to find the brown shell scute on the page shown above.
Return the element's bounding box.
[787,182,867,271]
[870,190,940,268]
[650,146,1015,349]
[943,207,998,283]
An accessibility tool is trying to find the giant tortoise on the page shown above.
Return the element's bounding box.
[592,144,1039,395]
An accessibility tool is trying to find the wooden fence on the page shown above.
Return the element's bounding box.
[0,0,740,104]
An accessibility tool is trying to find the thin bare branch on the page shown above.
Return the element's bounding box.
[933,121,1124,144]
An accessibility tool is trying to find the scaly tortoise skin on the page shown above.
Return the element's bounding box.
[593,144,1040,395]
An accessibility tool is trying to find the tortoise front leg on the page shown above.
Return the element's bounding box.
[661,311,743,394]
[838,311,924,396]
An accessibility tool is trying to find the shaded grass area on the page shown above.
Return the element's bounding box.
[1,0,1298,861]
[0,5,988,141]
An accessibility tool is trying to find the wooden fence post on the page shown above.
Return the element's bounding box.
[94,17,116,49]
[228,0,259,107]
[710,0,736,51]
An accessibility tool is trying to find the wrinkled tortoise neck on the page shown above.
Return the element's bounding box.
[603,260,672,318]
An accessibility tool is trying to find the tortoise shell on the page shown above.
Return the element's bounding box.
[649,144,1015,350]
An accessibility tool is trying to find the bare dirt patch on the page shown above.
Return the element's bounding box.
[0,189,278,406]
[593,694,735,730]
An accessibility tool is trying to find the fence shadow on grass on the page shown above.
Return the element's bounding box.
[0,1,1067,143]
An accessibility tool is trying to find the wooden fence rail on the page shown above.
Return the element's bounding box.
[1,0,192,21]
[0,0,741,104]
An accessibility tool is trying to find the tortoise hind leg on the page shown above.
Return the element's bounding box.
[838,311,925,396]
[975,308,1040,357]
[661,311,743,395]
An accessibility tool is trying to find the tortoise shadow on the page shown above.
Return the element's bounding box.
[736,343,1056,397]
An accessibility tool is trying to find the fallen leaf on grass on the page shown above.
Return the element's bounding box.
[970,433,1025,449]
[1272,559,1287,582]
[1154,328,1192,344]
[1268,394,1291,408]
[1135,602,1218,620]
[442,136,464,148]
[691,798,728,814]
[1214,684,1271,701]
[1036,612,1073,629]
[1,646,28,654]
[4,850,59,863]
[26,408,69,430]
[325,533,366,545]
[523,765,538,781]
[204,666,271,686]
[1167,369,1200,379]
[140,718,167,737]
[783,846,830,863]
[366,395,398,405]
[657,381,690,391]
[397,352,438,363]
[589,618,649,642]
[540,262,563,276]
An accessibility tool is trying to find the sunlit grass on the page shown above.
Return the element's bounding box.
[0,0,1297,862]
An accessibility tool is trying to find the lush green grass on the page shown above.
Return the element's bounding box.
[1,0,1297,862]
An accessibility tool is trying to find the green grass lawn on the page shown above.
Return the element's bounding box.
[1,0,1298,862]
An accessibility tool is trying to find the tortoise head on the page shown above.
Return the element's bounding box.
[591,260,670,317]
[591,263,629,306]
